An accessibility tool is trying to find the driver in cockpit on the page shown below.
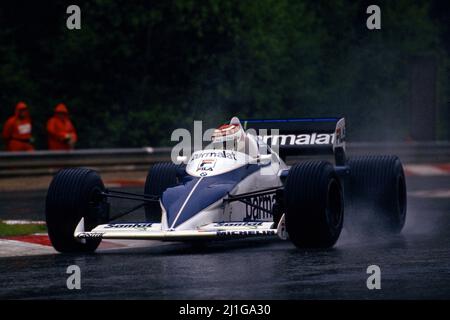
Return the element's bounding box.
[211,117,259,157]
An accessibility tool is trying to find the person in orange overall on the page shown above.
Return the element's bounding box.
[46,103,78,150]
[2,102,35,151]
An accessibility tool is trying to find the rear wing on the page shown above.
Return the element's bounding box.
[242,117,346,165]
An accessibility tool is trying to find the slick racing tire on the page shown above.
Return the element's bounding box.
[144,162,180,222]
[346,155,407,235]
[284,161,344,249]
[46,168,109,253]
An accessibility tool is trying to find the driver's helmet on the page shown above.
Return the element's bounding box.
[212,122,244,151]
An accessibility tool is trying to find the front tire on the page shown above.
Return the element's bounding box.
[284,161,344,248]
[46,168,109,253]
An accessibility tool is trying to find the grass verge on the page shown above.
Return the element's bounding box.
[0,221,47,237]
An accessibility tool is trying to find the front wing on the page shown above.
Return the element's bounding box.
[74,218,287,241]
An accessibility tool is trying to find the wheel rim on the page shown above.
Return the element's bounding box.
[86,186,107,230]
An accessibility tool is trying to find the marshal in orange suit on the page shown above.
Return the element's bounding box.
[2,102,34,151]
[46,103,78,150]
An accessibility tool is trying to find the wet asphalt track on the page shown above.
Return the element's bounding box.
[0,175,450,299]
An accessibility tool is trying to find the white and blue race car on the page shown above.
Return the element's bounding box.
[45,117,407,253]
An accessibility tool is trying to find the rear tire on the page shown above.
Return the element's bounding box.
[46,168,109,253]
[346,155,407,235]
[284,161,344,248]
[144,162,179,221]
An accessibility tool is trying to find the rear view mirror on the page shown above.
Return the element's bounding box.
[249,154,272,164]
[176,155,188,164]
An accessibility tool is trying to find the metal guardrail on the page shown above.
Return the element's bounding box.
[0,142,449,177]
[0,147,172,177]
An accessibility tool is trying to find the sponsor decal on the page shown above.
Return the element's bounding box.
[192,150,237,161]
[196,159,216,172]
[103,223,153,229]
[214,222,264,227]
[76,232,103,239]
[261,133,335,146]
[217,230,276,237]
[245,194,275,221]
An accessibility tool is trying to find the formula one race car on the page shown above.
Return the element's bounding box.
[45,117,407,253]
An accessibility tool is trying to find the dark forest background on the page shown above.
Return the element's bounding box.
[0,0,449,149]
